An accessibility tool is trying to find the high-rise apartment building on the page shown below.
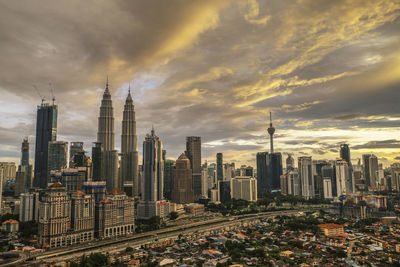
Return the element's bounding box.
[186,137,201,200]
[137,128,169,219]
[390,163,400,191]
[120,89,138,197]
[298,156,314,199]
[172,154,194,204]
[47,141,68,182]
[0,162,16,185]
[19,191,40,222]
[323,178,333,199]
[33,102,57,189]
[230,176,257,202]
[313,160,328,198]
[216,153,223,182]
[336,159,349,196]
[322,164,336,196]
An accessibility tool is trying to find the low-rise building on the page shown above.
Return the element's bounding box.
[318,223,344,237]
[2,219,19,232]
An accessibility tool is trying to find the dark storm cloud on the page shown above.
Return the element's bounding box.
[0,0,400,165]
[352,140,400,150]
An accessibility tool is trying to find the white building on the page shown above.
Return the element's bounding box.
[336,159,349,196]
[230,176,257,202]
[298,157,314,199]
[19,191,40,222]
[287,170,301,196]
[323,178,333,199]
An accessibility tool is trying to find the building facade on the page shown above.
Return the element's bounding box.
[33,102,57,188]
[172,154,194,204]
[256,152,268,196]
[298,156,314,199]
[230,176,257,202]
[120,89,138,197]
[185,137,202,200]
[47,141,68,182]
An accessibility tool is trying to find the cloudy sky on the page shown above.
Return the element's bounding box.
[0,0,400,168]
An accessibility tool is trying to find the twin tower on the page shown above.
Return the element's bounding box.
[96,79,138,196]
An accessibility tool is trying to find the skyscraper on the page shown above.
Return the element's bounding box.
[120,88,138,197]
[340,144,353,193]
[286,154,295,171]
[91,142,104,181]
[369,154,378,189]
[172,153,194,204]
[47,141,68,183]
[216,153,223,182]
[164,159,175,200]
[362,154,371,188]
[267,152,283,191]
[18,138,32,190]
[298,156,314,199]
[97,79,118,191]
[313,160,328,198]
[186,136,201,200]
[137,128,169,219]
[69,142,84,167]
[256,152,268,196]
[33,102,57,188]
[336,159,349,196]
[322,164,336,196]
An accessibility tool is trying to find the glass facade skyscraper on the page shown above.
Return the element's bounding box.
[33,103,57,188]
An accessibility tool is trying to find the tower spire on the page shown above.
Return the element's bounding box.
[105,75,110,93]
[267,112,275,153]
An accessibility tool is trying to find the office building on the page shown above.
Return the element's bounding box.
[340,144,353,192]
[256,152,268,196]
[51,167,89,192]
[313,160,328,198]
[322,164,336,196]
[18,138,32,191]
[231,176,257,201]
[92,142,104,181]
[69,142,84,167]
[47,141,68,183]
[137,128,169,219]
[287,170,301,196]
[390,163,400,191]
[33,102,58,189]
[218,180,231,203]
[201,166,209,198]
[120,88,138,197]
[298,156,314,199]
[362,154,371,187]
[19,191,40,222]
[83,181,107,203]
[97,79,118,191]
[186,136,202,200]
[267,152,283,191]
[216,153,223,182]
[280,174,288,195]
[95,188,135,238]
[286,154,295,171]
[323,178,333,199]
[0,162,16,185]
[172,153,194,204]
[164,160,175,200]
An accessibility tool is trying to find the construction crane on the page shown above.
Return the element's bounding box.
[32,85,45,104]
[49,82,56,105]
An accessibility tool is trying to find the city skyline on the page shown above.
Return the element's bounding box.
[0,1,400,167]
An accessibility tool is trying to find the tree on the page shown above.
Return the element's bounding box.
[170,211,179,220]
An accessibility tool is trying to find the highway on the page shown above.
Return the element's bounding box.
[14,209,307,266]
